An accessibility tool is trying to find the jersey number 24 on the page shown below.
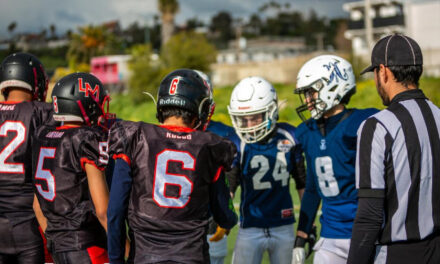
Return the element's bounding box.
[251,152,289,190]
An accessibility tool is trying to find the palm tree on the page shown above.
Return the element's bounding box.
[7,22,17,37]
[158,0,179,46]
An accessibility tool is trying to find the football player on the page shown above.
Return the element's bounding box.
[32,72,112,263]
[228,76,306,264]
[0,52,51,264]
[194,69,236,264]
[107,69,238,263]
[291,55,378,264]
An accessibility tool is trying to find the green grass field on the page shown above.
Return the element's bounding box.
[111,77,440,264]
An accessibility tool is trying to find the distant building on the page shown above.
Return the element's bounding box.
[216,36,306,64]
[343,0,440,76]
[90,55,131,93]
[343,0,405,58]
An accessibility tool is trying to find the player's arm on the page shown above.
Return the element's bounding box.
[107,158,132,264]
[347,119,387,264]
[292,145,306,199]
[225,166,240,199]
[33,194,47,233]
[292,163,321,264]
[86,163,109,231]
[209,167,238,230]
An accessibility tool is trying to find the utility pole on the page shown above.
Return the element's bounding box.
[364,0,374,50]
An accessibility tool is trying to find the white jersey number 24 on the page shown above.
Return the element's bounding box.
[251,152,289,190]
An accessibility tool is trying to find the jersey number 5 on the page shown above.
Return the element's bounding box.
[35,147,56,201]
[153,149,194,208]
[0,121,26,173]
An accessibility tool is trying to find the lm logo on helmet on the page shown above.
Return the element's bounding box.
[78,78,100,99]
[169,77,180,95]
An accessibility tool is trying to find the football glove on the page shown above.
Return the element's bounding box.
[292,225,318,264]
[209,226,227,242]
[292,246,306,264]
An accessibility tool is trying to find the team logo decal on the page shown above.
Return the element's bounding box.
[281,208,293,219]
[52,96,59,113]
[320,139,327,150]
[323,61,349,84]
[277,139,294,153]
[169,77,180,95]
[78,78,100,99]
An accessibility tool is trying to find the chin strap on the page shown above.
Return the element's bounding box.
[76,100,91,126]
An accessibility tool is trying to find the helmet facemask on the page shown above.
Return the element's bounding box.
[295,79,331,122]
[230,100,277,143]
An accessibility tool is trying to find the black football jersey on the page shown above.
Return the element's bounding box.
[0,101,53,225]
[32,125,109,252]
[109,121,237,263]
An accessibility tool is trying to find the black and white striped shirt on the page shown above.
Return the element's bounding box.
[356,89,440,244]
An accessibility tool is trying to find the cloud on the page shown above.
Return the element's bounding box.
[0,0,354,38]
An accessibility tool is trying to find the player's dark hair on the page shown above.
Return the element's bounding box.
[387,65,423,88]
[160,106,197,127]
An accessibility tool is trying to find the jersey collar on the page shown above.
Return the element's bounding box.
[159,124,195,132]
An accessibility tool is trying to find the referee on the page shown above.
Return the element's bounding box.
[347,34,440,264]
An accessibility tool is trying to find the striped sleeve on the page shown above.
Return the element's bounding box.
[356,117,390,198]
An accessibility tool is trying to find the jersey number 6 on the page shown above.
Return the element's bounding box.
[153,149,194,208]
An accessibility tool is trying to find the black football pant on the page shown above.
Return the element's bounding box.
[0,216,44,264]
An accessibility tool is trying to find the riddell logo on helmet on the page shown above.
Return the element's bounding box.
[169,77,180,95]
[78,78,100,99]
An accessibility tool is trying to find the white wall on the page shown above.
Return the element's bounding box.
[405,1,440,76]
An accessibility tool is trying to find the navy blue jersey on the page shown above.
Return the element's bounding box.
[229,122,305,228]
[296,108,378,238]
[207,120,236,138]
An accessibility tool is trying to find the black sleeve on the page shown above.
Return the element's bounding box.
[225,166,240,194]
[347,196,384,264]
[292,157,306,190]
[290,141,306,190]
[209,169,238,229]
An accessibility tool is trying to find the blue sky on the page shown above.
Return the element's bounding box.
[0,0,430,38]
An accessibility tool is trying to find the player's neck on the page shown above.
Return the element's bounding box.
[62,121,83,127]
[323,104,345,119]
[5,89,33,102]
[162,116,195,128]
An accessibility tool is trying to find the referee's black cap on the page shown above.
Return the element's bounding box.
[361,34,423,74]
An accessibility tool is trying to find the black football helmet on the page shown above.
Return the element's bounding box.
[156,69,215,130]
[0,52,48,101]
[51,72,114,129]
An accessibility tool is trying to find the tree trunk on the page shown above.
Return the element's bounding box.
[161,12,175,46]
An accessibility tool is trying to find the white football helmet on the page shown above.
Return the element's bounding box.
[228,76,278,143]
[295,55,356,121]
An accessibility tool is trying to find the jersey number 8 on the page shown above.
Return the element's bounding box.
[315,156,340,197]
